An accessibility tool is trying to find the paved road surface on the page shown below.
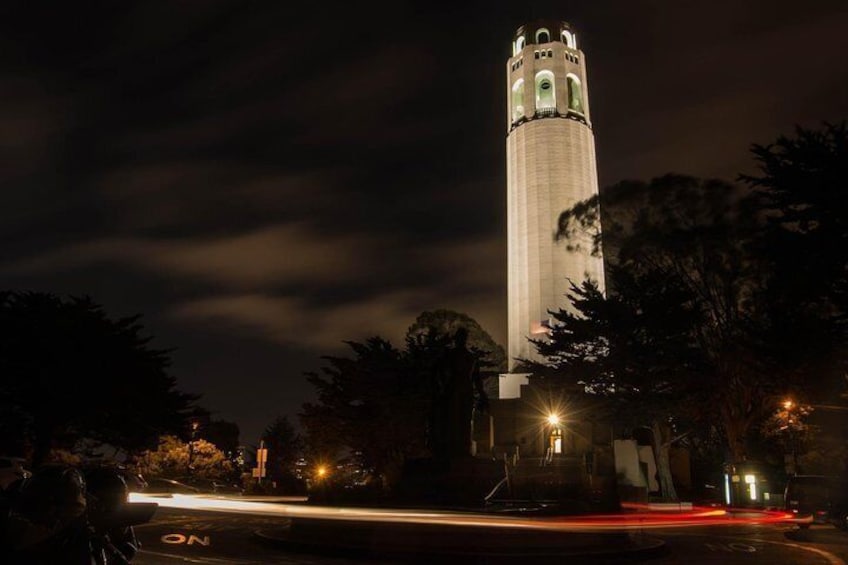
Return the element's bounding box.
[133,506,848,564]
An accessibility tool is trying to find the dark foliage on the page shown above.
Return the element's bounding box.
[540,123,848,467]
[185,407,241,457]
[300,337,428,488]
[741,122,848,402]
[0,291,195,464]
[261,415,303,483]
[300,311,502,489]
[407,309,507,374]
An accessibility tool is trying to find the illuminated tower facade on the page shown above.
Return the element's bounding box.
[506,21,605,369]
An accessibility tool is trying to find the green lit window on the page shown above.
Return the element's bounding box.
[511,79,525,122]
[535,71,556,110]
[567,75,584,114]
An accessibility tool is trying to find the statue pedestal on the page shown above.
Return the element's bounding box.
[394,455,502,507]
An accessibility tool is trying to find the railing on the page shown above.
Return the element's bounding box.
[534,107,557,118]
[509,109,590,133]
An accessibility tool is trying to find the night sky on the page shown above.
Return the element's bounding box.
[2,1,847,444]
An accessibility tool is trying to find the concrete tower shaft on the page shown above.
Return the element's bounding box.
[506,20,605,369]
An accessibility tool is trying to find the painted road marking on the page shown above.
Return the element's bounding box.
[160,533,211,546]
[704,542,757,553]
[741,538,844,565]
[667,532,845,564]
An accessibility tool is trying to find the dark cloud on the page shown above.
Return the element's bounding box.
[585,0,848,184]
[2,0,846,442]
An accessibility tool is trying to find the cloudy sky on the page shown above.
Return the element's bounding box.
[2,1,847,443]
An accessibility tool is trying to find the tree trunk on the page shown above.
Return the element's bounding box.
[652,420,678,501]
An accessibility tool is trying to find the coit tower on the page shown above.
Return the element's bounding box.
[506,20,605,369]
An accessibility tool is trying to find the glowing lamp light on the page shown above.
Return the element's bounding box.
[316,466,328,478]
[745,474,757,501]
[783,399,794,410]
[547,414,560,426]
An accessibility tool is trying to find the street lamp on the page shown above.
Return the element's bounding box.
[188,420,199,475]
[782,399,798,475]
[545,413,563,462]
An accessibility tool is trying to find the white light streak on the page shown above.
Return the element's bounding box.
[128,493,794,532]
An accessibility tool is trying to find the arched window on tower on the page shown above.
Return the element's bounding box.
[561,30,575,49]
[514,35,525,55]
[535,28,550,44]
[535,71,555,111]
[567,74,584,114]
[511,79,525,122]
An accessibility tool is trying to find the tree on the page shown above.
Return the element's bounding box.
[547,122,848,478]
[741,122,848,405]
[761,399,814,474]
[185,407,241,458]
[0,291,195,465]
[406,309,507,375]
[300,338,430,491]
[515,124,847,499]
[300,310,504,491]
[742,122,848,310]
[135,435,233,480]
[261,415,303,484]
[204,419,240,459]
[553,175,781,464]
[523,273,703,500]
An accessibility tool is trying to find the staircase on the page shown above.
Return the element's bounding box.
[486,454,587,504]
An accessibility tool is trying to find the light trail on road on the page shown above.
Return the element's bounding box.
[129,493,797,532]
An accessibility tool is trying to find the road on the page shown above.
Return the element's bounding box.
[653,525,848,564]
[131,498,848,564]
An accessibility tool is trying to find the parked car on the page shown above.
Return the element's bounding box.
[784,474,847,528]
[119,469,149,493]
[0,456,31,490]
[145,477,201,494]
[825,480,848,531]
[81,463,148,493]
[174,476,243,495]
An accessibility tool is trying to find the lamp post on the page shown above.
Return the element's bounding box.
[188,420,199,476]
[783,399,798,475]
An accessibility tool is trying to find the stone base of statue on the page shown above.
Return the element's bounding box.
[392,455,503,507]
